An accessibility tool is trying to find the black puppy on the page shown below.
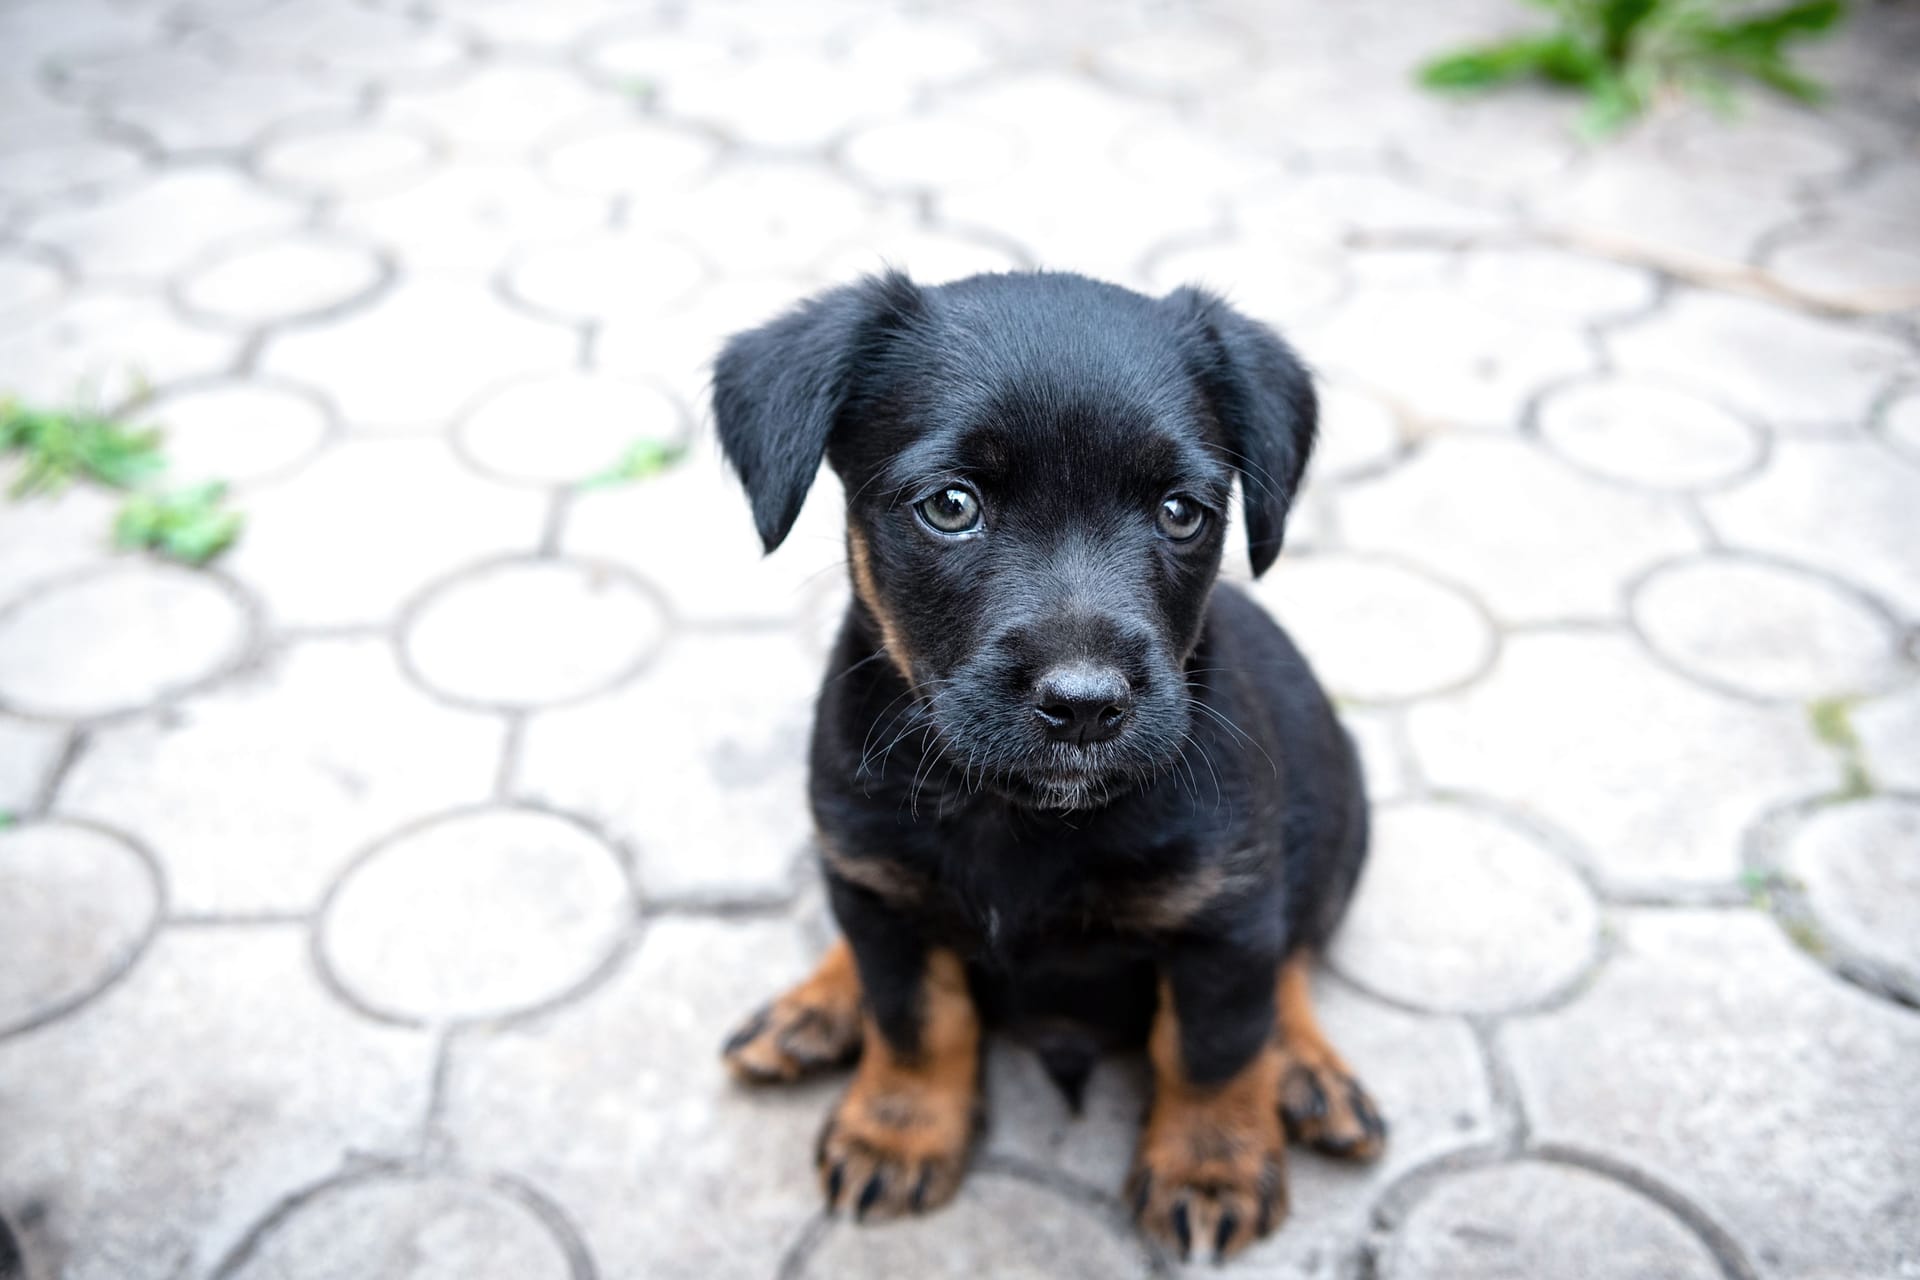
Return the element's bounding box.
[715,270,1382,1263]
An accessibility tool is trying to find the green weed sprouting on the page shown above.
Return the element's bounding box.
[1,396,244,567]
[581,438,689,489]
[1418,0,1847,135]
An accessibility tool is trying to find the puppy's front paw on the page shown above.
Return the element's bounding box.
[723,993,861,1083]
[816,1070,978,1221]
[1276,1043,1387,1161]
[1129,1092,1288,1263]
[723,941,863,1083]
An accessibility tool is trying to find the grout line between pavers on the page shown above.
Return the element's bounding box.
[26,727,87,820]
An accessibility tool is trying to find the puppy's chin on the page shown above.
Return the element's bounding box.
[1025,775,1116,813]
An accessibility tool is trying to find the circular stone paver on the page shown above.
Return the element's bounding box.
[1253,556,1495,702]
[801,1173,1148,1279]
[177,233,386,327]
[1537,379,1762,491]
[842,116,1023,191]
[505,231,707,323]
[320,806,631,1023]
[1384,1161,1722,1280]
[1632,557,1902,700]
[259,125,437,198]
[457,373,685,487]
[1785,797,1920,993]
[1329,803,1599,1014]
[1095,23,1252,91]
[0,250,63,325]
[0,821,160,1035]
[139,381,331,486]
[0,565,250,719]
[540,121,718,197]
[1315,383,1402,478]
[402,559,667,708]
[222,1175,574,1280]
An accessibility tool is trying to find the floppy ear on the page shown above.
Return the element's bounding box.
[711,270,922,553]
[1165,287,1318,578]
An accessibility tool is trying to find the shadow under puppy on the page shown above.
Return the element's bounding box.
[713,269,1383,1264]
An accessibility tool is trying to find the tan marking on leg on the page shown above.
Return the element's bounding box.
[847,526,915,685]
[817,949,980,1221]
[1130,979,1288,1262]
[1273,953,1387,1160]
[723,939,864,1083]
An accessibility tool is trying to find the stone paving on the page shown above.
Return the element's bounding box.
[1,0,1918,1276]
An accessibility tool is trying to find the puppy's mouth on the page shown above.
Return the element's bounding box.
[976,739,1168,812]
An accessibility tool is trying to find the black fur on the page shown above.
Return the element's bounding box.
[714,269,1366,1093]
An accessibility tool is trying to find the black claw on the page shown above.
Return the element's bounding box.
[910,1165,934,1213]
[1283,1066,1328,1125]
[813,1121,833,1170]
[722,1005,771,1056]
[1171,1201,1192,1260]
[1130,1174,1153,1221]
[1257,1156,1286,1233]
[1316,1132,1359,1157]
[1349,1082,1387,1140]
[855,1174,885,1221]
[777,1008,827,1060]
[825,1163,845,1208]
[1214,1210,1238,1259]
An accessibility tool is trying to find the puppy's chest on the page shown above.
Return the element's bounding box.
[903,821,1219,960]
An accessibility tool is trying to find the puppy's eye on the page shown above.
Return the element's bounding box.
[1157,494,1207,541]
[917,486,982,535]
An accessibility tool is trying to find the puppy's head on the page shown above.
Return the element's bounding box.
[713,270,1315,811]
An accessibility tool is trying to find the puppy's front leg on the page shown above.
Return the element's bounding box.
[815,878,981,1221]
[1130,942,1289,1264]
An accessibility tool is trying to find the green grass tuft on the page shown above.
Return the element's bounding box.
[1417,0,1847,135]
[1781,916,1828,958]
[1807,696,1876,800]
[3,393,246,567]
[0,398,166,496]
[114,482,245,567]
[581,438,688,489]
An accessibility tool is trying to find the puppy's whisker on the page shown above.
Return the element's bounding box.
[1185,697,1278,778]
[858,679,928,768]
[830,648,894,687]
[1195,439,1285,506]
[1174,728,1223,811]
[797,558,852,590]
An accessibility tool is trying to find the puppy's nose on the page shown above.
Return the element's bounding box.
[1032,664,1132,745]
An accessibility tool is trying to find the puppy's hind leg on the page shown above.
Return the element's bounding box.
[723,938,864,1083]
[1273,953,1387,1160]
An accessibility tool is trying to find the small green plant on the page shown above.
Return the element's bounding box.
[114,482,244,566]
[1807,695,1875,800]
[581,438,688,489]
[0,400,165,496]
[1418,0,1847,134]
[2,395,245,567]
